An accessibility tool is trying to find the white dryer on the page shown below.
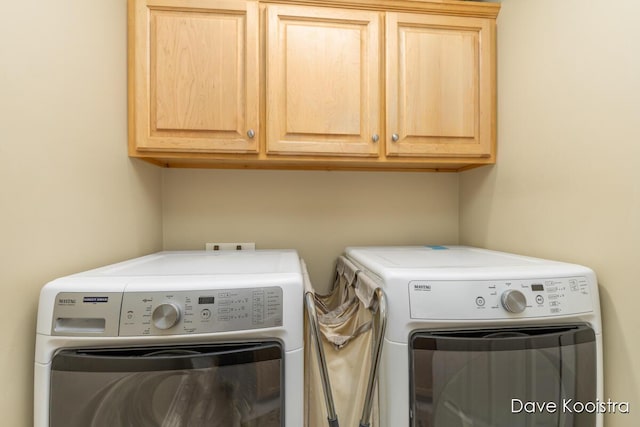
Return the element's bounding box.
[35,250,304,427]
[345,245,603,427]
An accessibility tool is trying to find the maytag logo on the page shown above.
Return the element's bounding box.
[414,283,431,291]
[58,298,76,305]
[83,296,109,304]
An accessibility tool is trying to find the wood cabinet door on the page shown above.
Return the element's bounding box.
[130,0,259,153]
[386,12,494,158]
[266,5,381,157]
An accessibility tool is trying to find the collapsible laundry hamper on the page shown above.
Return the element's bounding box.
[302,258,386,427]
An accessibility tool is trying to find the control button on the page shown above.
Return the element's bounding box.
[536,295,545,305]
[201,309,212,320]
[570,280,579,291]
[126,310,134,320]
[152,303,181,330]
[501,289,527,314]
[475,297,485,307]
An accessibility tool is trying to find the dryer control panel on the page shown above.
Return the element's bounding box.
[119,287,283,336]
[409,277,593,320]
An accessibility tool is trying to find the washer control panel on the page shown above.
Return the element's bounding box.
[409,277,593,320]
[119,287,283,336]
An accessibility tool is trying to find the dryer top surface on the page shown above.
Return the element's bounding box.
[344,246,600,338]
[344,246,591,281]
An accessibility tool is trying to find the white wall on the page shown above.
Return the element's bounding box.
[460,1,640,425]
[0,1,163,424]
[162,169,459,290]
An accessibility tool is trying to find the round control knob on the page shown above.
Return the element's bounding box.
[152,303,181,330]
[501,289,527,314]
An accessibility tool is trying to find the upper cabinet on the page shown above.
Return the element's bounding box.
[265,5,381,157]
[128,0,500,171]
[129,0,259,154]
[386,13,493,158]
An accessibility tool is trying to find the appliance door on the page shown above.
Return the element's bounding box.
[50,342,283,427]
[410,324,596,427]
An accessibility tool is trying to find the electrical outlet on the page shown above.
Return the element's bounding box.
[205,242,256,251]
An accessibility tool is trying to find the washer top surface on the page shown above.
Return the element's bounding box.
[74,249,302,278]
[37,250,305,343]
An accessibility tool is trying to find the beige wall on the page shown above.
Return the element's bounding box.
[162,169,459,290]
[0,1,163,425]
[5,0,636,424]
[460,0,640,425]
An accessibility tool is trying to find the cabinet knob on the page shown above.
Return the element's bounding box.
[247,129,256,139]
[372,134,379,143]
[391,133,399,142]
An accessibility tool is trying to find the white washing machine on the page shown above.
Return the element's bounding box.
[345,245,603,427]
[35,250,304,427]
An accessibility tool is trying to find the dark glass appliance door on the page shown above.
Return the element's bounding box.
[410,325,596,427]
[50,342,283,427]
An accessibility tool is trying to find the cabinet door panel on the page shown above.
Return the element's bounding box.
[132,0,259,153]
[386,13,493,158]
[403,28,476,138]
[153,12,240,132]
[266,5,381,157]
[284,24,362,136]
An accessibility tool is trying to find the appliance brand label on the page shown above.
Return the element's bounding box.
[413,283,431,291]
[58,298,77,306]
[83,296,109,304]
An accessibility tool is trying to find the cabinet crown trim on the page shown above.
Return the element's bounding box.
[260,0,500,18]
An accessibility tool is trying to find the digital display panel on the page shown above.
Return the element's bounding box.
[198,296,216,304]
[531,284,544,292]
